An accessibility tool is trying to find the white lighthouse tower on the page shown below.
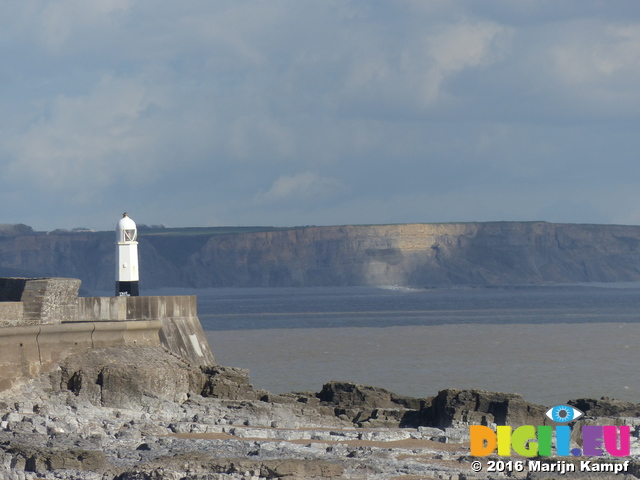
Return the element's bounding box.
[115,212,139,296]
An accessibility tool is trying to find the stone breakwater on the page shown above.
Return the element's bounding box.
[0,277,214,392]
[1,346,640,479]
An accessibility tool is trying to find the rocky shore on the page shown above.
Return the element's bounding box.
[1,346,639,479]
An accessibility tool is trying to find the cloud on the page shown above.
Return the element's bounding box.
[1,1,640,230]
[336,19,511,117]
[427,21,509,75]
[255,172,346,204]
[550,21,640,110]
[5,74,169,194]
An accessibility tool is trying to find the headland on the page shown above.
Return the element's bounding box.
[4,222,640,291]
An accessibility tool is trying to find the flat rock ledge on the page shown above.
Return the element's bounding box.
[0,346,639,479]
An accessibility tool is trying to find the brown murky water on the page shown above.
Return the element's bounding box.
[206,321,639,405]
[144,284,640,405]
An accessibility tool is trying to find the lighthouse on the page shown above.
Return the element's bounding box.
[115,212,139,296]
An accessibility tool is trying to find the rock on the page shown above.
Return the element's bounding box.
[316,382,551,430]
[316,381,427,428]
[318,382,398,409]
[52,346,206,409]
[200,365,258,400]
[318,381,425,410]
[423,388,547,428]
[3,344,640,480]
[528,473,638,480]
[7,445,106,473]
[111,452,344,480]
[568,397,640,418]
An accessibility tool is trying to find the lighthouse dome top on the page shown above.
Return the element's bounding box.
[116,213,137,242]
[117,212,137,230]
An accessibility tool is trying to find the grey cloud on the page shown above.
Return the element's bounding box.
[1,0,639,230]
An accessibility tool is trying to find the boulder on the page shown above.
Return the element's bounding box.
[423,388,547,428]
[52,346,206,408]
[317,381,423,410]
[200,365,259,400]
[8,445,106,474]
[316,381,427,427]
[52,346,266,409]
[568,397,640,418]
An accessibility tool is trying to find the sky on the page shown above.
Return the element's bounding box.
[2,1,640,231]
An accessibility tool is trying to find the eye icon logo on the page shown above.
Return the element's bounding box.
[545,405,584,423]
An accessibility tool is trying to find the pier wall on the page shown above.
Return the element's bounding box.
[0,278,215,392]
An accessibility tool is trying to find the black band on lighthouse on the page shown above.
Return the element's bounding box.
[116,281,139,297]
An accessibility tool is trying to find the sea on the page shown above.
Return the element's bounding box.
[144,283,640,407]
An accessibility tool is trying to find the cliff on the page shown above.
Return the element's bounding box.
[2,222,640,291]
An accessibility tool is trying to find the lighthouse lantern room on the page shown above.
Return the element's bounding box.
[115,212,139,296]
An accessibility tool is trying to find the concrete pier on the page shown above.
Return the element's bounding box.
[0,277,215,392]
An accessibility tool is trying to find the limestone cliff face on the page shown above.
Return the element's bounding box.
[181,222,640,287]
[2,222,640,290]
